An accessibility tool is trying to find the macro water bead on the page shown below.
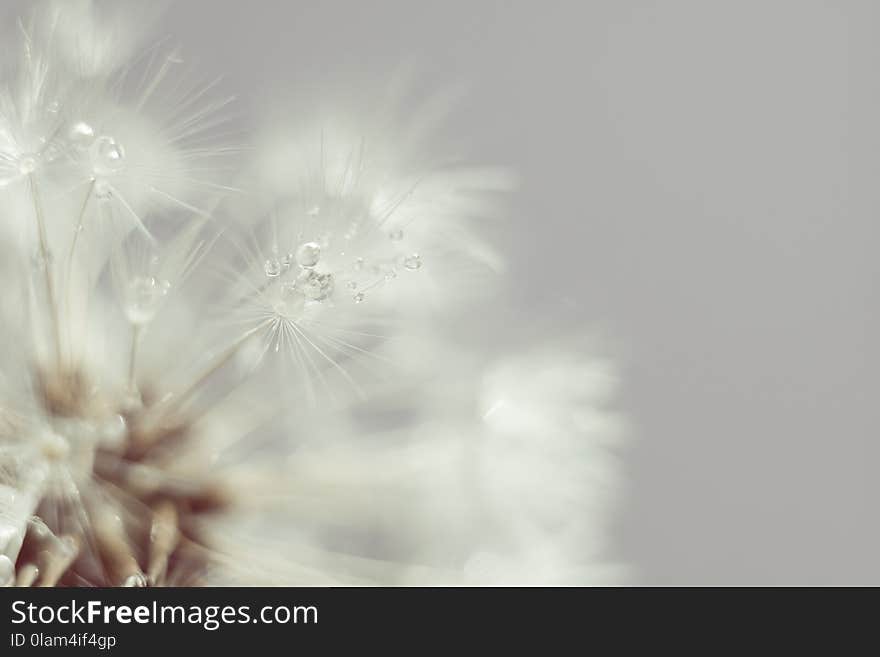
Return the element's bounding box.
[91,135,126,176]
[125,276,170,325]
[295,241,322,268]
[299,270,334,301]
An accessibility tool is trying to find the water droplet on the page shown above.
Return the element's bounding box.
[295,241,321,268]
[404,254,422,270]
[91,135,125,176]
[384,268,397,281]
[47,99,61,114]
[68,121,95,147]
[346,280,358,290]
[125,276,169,325]
[353,292,365,303]
[353,257,365,271]
[307,205,321,217]
[298,270,334,301]
[18,154,38,175]
[388,228,404,241]
[264,257,282,277]
[281,252,294,269]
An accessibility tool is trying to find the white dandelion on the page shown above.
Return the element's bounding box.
[0,0,624,588]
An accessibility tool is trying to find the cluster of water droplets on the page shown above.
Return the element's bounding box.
[258,189,427,320]
[63,119,126,200]
[264,239,337,318]
[345,228,423,304]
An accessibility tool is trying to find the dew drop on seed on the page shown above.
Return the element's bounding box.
[404,254,422,270]
[388,228,404,241]
[353,292,365,303]
[126,276,169,325]
[69,121,95,147]
[91,135,125,176]
[296,241,321,268]
[299,270,334,301]
[264,257,282,277]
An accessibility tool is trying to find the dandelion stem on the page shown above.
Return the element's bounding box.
[64,179,96,364]
[66,179,95,277]
[28,173,62,366]
[128,323,142,393]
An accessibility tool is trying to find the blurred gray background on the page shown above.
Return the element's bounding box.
[28,0,880,584]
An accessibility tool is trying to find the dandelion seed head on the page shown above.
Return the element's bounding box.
[0,1,623,590]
